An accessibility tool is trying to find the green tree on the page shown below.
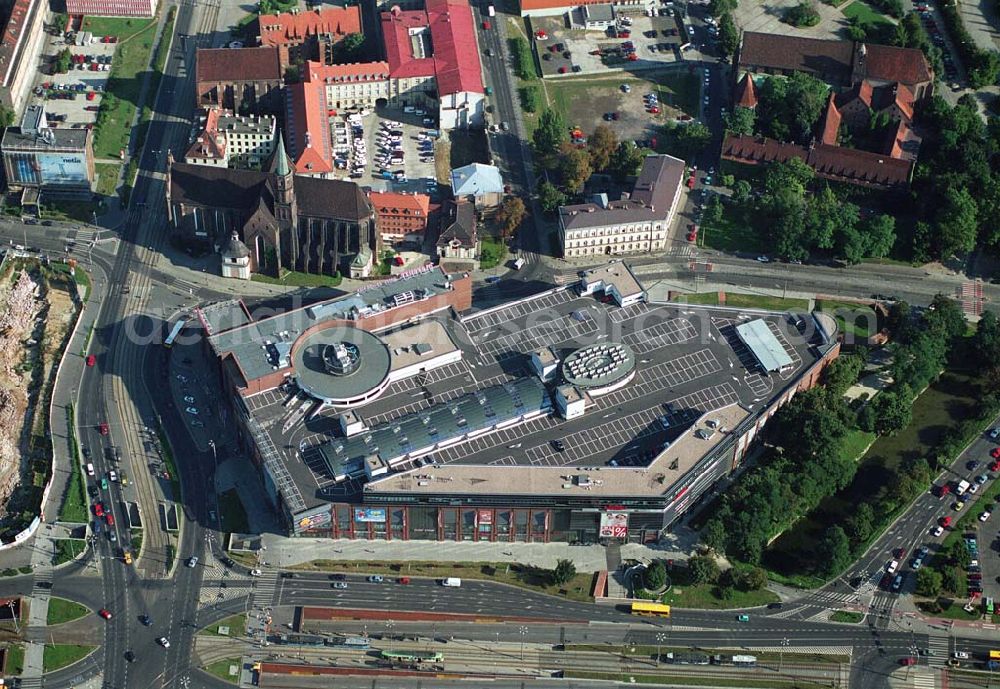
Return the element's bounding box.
[947,539,972,569]
[862,214,896,259]
[720,173,735,187]
[702,518,727,552]
[915,567,943,597]
[740,567,768,591]
[559,143,592,194]
[823,354,864,397]
[533,108,566,160]
[672,122,712,159]
[609,141,645,182]
[510,37,536,81]
[538,181,565,214]
[687,555,720,585]
[866,386,913,436]
[783,1,821,27]
[926,294,967,342]
[708,0,737,14]
[703,194,723,226]
[846,502,875,544]
[494,197,526,239]
[732,179,752,204]
[519,84,542,113]
[724,106,756,137]
[972,311,1000,366]
[820,526,851,576]
[718,12,740,58]
[55,48,72,74]
[587,125,618,173]
[935,187,978,258]
[333,33,365,62]
[0,105,14,128]
[551,558,577,585]
[644,560,668,590]
[941,566,961,595]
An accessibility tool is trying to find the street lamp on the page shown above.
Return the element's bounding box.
[386,619,394,652]
[519,625,528,662]
[778,638,789,673]
[655,632,667,667]
[494,631,500,677]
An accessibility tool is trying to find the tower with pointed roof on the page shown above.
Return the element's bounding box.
[734,73,758,110]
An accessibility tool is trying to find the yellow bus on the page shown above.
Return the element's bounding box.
[631,601,671,618]
[990,650,1000,660]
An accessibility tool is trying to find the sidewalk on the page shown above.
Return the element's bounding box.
[259,533,690,572]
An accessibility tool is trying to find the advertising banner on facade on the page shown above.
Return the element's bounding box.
[477,509,493,525]
[599,511,628,539]
[354,507,387,523]
[296,510,332,532]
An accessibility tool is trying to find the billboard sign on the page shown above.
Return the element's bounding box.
[38,153,89,185]
[477,509,493,525]
[354,507,386,523]
[296,509,332,532]
[599,511,628,539]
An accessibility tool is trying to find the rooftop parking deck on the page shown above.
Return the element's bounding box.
[240,285,830,509]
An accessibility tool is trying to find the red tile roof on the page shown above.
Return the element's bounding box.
[818,93,841,146]
[426,0,484,95]
[185,107,227,161]
[722,134,913,189]
[257,6,361,47]
[286,79,333,175]
[734,73,758,109]
[65,0,155,17]
[380,8,436,79]
[862,43,933,87]
[196,46,282,84]
[380,0,483,94]
[0,0,38,87]
[739,32,855,84]
[369,191,431,215]
[303,60,390,83]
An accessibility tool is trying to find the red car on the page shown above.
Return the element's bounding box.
[900,657,916,666]
[99,422,109,435]
[627,53,639,61]
[990,460,1000,472]
[940,516,952,527]
[648,106,660,114]
[99,609,113,620]
[482,20,491,29]
[398,577,411,584]
[894,547,907,559]
[93,502,104,517]
[935,483,951,497]
[990,447,1000,459]
[687,226,698,242]
[86,355,96,366]
[105,512,115,526]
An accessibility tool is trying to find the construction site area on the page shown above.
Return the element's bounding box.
[0,255,82,540]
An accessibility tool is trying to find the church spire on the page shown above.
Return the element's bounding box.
[271,129,291,177]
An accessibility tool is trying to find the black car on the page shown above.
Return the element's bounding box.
[41,220,53,226]
[281,572,299,579]
[82,446,91,459]
[87,485,99,498]
[767,602,783,609]
[552,439,565,452]
[221,557,235,568]
[124,650,136,662]
[36,581,52,589]
[968,460,981,471]
[329,573,346,581]
[140,615,152,626]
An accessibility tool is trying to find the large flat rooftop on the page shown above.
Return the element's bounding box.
[240,284,832,511]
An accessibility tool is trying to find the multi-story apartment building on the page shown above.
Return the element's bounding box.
[559,154,684,258]
[0,0,47,113]
[184,108,277,169]
[369,191,431,245]
[65,0,156,17]
[285,61,391,175]
[2,105,95,200]
[256,6,362,69]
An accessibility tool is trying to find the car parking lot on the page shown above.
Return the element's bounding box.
[34,32,118,130]
[529,7,687,77]
[334,108,443,195]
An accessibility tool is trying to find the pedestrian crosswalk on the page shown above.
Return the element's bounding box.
[909,668,937,688]
[18,677,41,689]
[32,569,53,593]
[72,228,100,244]
[926,635,950,668]
[251,570,279,609]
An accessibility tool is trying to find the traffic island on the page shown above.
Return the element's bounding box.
[42,644,96,673]
[45,598,89,626]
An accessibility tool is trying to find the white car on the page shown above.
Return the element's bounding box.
[157,637,170,648]
[931,526,944,537]
[980,511,991,522]
[970,483,980,494]
[989,428,1000,439]
[954,651,970,659]
[183,396,195,404]
[250,569,262,576]
[756,255,771,263]
[185,407,199,415]
[886,559,899,574]
[186,556,199,568]
[109,470,118,482]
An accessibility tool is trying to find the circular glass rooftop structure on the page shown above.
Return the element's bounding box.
[562,342,636,395]
[293,327,392,407]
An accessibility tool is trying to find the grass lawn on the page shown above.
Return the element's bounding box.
[251,269,342,288]
[95,163,121,198]
[42,644,95,672]
[203,657,242,683]
[565,670,827,688]
[480,236,506,270]
[672,291,810,312]
[918,597,981,620]
[218,489,249,534]
[842,1,894,25]
[74,267,92,302]
[660,583,779,609]
[46,598,89,625]
[198,614,247,638]
[40,201,103,224]
[839,428,877,463]
[59,406,89,524]
[4,644,24,675]
[765,368,979,577]
[698,205,763,253]
[830,610,864,623]
[53,539,87,566]
[815,299,876,340]
[289,559,596,602]
[89,15,160,160]
[131,529,143,553]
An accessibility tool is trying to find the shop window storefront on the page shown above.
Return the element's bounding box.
[514,510,528,541]
[530,511,548,542]
[408,506,437,540]
[461,510,476,541]
[476,508,494,541]
[390,508,406,540]
[496,510,512,541]
[442,508,458,540]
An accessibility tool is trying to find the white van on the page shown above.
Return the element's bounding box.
[513,257,525,269]
[441,577,462,587]
[85,463,95,476]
